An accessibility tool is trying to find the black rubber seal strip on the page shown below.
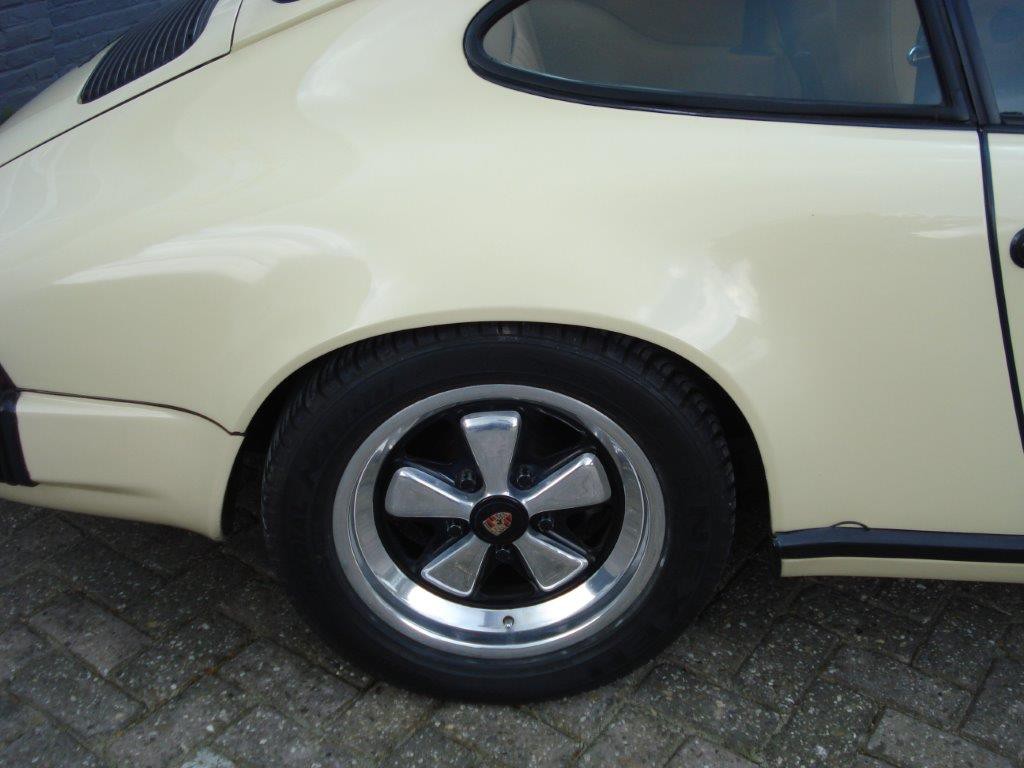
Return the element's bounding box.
[0,390,35,487]
[775,526,1024,564]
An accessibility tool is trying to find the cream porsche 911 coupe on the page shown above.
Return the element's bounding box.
[0,0,1022,700]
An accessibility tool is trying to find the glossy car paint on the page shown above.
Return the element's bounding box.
[781,556,1024,584]
[232,0,354,47]
[0,393,240,538]
[0,0,1021,581]
[989,133,1024,392]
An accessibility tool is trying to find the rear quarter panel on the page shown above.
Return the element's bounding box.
[0,0,1020,536]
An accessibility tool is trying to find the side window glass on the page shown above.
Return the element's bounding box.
[481,0,943,106]
[963,0,1024,118]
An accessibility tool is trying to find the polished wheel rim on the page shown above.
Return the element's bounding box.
[333,385,665,658]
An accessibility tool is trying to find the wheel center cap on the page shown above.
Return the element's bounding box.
[482,511,513,537]
[471,496,529,544]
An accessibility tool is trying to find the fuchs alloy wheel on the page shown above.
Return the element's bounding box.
[340,386,659,657]
[262,325,735,701]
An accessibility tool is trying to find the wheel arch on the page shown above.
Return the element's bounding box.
[221,321,771,543]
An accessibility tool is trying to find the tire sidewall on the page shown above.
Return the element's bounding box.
[263,333,733,701]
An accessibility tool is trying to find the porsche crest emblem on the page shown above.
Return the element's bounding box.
[482,511,513,537]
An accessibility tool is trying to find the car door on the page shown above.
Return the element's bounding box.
[956,0,1024,414]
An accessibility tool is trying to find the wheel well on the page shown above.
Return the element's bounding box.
[221,323,770,543]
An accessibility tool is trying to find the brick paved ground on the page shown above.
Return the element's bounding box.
[0,497,1022,768]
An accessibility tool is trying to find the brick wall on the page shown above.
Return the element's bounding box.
[0,0,171,122]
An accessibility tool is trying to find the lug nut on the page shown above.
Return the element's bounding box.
[515,465,535,489]
[447,521,466,538]
[494,546,513,564]
[456,469,477,492]
[536,516,553,534]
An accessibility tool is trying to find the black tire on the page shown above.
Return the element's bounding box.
[261,323,735,701]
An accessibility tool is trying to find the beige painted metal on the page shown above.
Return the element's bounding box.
[989,134,1024,393]
[0,0,1021,567]
[233,0,356,48]
[0,0,244,168]
[2,393,241,538]
[782,556,1024,584]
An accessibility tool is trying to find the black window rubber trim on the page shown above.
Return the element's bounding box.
[464,0,974,129]
[945,0,1022,132]
[775,526,1024,564]
[0,365,34,487]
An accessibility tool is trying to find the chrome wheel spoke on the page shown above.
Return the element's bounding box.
[519,453,611,517]
[421,536,491,597]
[460,411,521,495]
[514,530,589,592]
[384,466,475,520]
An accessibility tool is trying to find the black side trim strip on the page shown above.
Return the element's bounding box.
[0,391,35,487]
[775,527,1024,564]
[979,132,1024,451]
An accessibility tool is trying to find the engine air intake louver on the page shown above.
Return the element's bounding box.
[80,0,221,104]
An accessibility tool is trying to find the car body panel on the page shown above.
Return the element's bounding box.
[781,556,1024,583]
[0,0,1021,557]
[233,0,357,48]
[989,134,1024,393]
[0,0,244,168]
[1,392,240,537]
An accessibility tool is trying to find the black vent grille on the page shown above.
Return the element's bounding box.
[80,0,221,104]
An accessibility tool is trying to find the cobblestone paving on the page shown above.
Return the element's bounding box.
[0,498,1022,768]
